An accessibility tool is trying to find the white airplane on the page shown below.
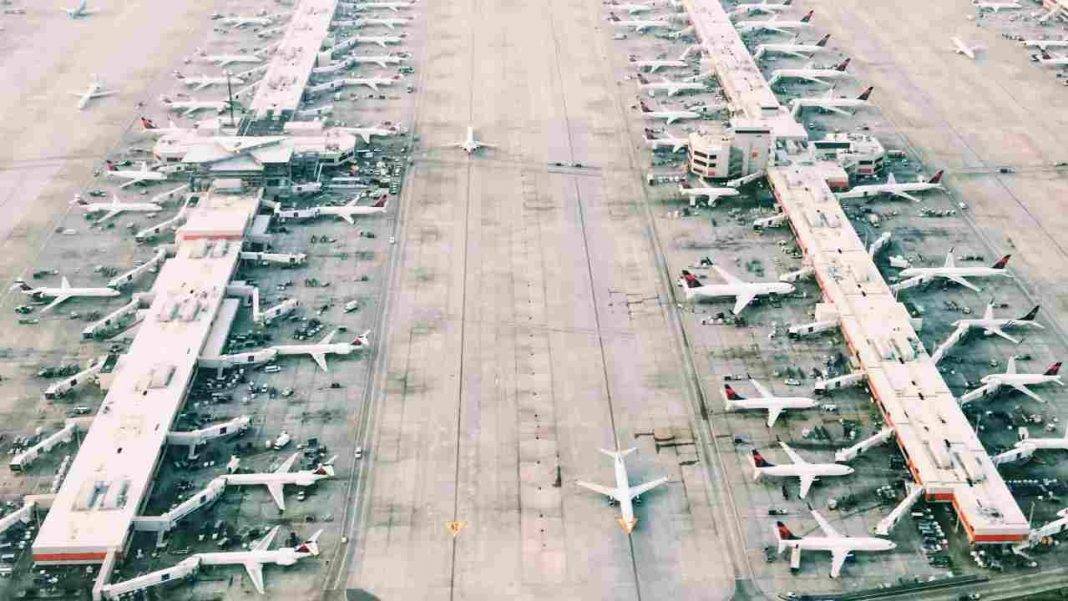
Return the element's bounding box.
[104,160,168,188]
[354,34,405,47]
[75,194,162,223]
[139,116,188,137]
[731,0,793,17]
[897,251,1012,293]
[790,86,872,117]
[71,79,115,110]
[176,72,244,91]
[319,196,389,225]
[577,448,668,533]
[678,181,740,206]
[952,36,984,60]
[11,277,120,312]
[273,329,371,371]
[63,0,95,18]
[636,73,706,96]
[629,45,697,72]
[836,169,944,203]
[972,0,1022,13]
[219,15,273,28]
[1016,427,1068,452]
[160,97,227,117]
[754,34,830,59]
[1022,39,1068,51]
[751,442,853,499]
[352,1,415,12]
[774,511,896,578]
[361,16,410,29]
[723,381,816,427]
[608,12,674,33]
[201,53,262,67]
[608,1,656,15]
[338,124,401,144]
[971,356,1063,404]
[679,266,794,315]
[346,75,401,91]
[643,128,689,152]
[735,10,813,36]
[224,453,336,511]
[768,57,851,86]
[197,526,322,594]
[455,126,496,154]
[1037,49,1068,68]
[350,54,405,68]
[638,100,700,124]
[953,304,1042,344]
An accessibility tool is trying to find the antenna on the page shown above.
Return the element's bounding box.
[225,71,237,127]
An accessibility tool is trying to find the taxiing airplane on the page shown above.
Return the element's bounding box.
[731,0,793,17]
[76,194,162,223]
[969,356,1063,404]
[972,0,1021,13]
[319,196,389,225]
[835,169,944,203]
[160,97,227,117]
[577,448,668,533]
[952,36,984,60]
[350,54,406,68]
[953,304,1042,345]
[643,128,689,152]
[105,160,168,188]
[751,442,853,499]
[354,34,405,48]
[678,265,794,315]
[735,10,813,36]
[11,277,119,312]
[63,0,95,18]
[338,124,401,144]
[455,126,495,154]
[1037,49,1068,68]
[219,15,274,28]
[273,330,371,372]
[897,251,1012,293]
[678,181,740,206]
[638,100,700,124]
[71,79,115,110]
[723,381,816,427]
[609,12,674,33]
[176,72,245,91]
[790,86,872,117]
[629,45,697,72]
[775,511,895,578]
[768,57,850,86]
[636,73,706,96]
[201,53,263,67]
[754,34,830,59]
[198,527,322,594]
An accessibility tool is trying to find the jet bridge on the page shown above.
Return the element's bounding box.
[835,426,894,463]
[875,483,925,536]
[132,478,227,546]
[43,356,108,399]
[9,421,83,471]
[166,415,251,458]
[1014,508,1068,555]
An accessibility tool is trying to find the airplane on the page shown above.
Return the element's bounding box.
[972,0,1022,12]
[678,181,740,206]
[952,36,984,60]
[176,72,245,91]
[735,11,814,36]
[63,0,95,18]
[754,34,830,59]
[751,442,853,499]
[160,97,227,117]
[835,169,944,203]
[273,329,371,371]
[1015,426,1068,452]
[201,53,262,67]
[723,381,816,427]
[608,1,657,15]
[71,79,115,110]
[346,75,401,91]
[636,73,706,97]
[197,526,322,594]
[352,1,415,12]
[350,54,406,68]
[768,58,851,86]
[678,265,795,315]
[952,304,1042,344]
[11,277,120,312]
[774,511,896,578]
[337,124,401,144]
[455,126,496,154]
[75,194,162,223]
[360,16,410,29]
[354,34,405,48]
[318,196,389,225]
[139,116,189,137]
[789,86,872,117]
[608,12,674,34]
[638,100,701,124]
[969,356,1063,404]
[104,160,168,188]
[897,251,1012,293]
[219,15,274,28]
[1037,49,1068,68]
[576,448,668,533]
[1022,39,1068,51]
[731,0,793,17]
[643,128,689,152]
[629,45,697,72]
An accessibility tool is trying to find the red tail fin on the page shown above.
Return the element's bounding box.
[609,11,620,21]
[313,465,330,476]
[140,116,157,130]
[992,254,1011,269]
[858,86,873,101]
[105,160,117,171]
[639,100,651,113]
[724,384,744,401]
[681,270,702,288]
[637,73,649,84]
[752,449,773,468]
[644,128,657,139]
[776,521,798,540]
[816,34,830,47]
[1044,362,1061,376]
[373,195,388,208]
[801,10,813,22]
[835,57,850,71]
[928,169,944,184]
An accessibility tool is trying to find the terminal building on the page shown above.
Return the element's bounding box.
[811,132,886,177]
[687,119,772,180]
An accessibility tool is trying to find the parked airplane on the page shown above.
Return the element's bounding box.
[361,16,410,29]
[338,124,401,144]
[735,11,813,36]
[638,100,700,124]
[160,97,227,117]
[608,1,657,15]
[972,0,1021,13]
[319,196,389,225]
[11,277,120,312]
[629,45,697,72]
[455,126,495,154]
[1016,426,1068,452]
[104,160,168,188]
[577,448,668,533]
[723,381,816,427]
[1037,49,1068,68]
[63,0,95,18]
[350,54,405,68]
[201,53,262,67]
[751,442,853,499]
[636,73,706,96]
[678,265,794,315]
[754,34,830,59]
[768,58,851,86]
[1022,39,1068,51]
[835,170,944,202]
[731,0,793,17]
[273,329,371,371]
[197,526,322,594]
[775,511,895,578]
[971,356,1063,404]
[789,86,872,117]
[219,15,273,27]
[352,1,415,12]
[176,72,245,91]
[608,12,674,33]
[354,34,405,47]
[897,252,1012,293]
[952,36,984,60]
[678,181,740,206]
[953,304,1042,344]
[71,79,115,110]
[139,116,188,137]
[643,128,689,152]
[347,75,401,91]
[76,194,162,223]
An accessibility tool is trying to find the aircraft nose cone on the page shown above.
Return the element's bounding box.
[618,517,638,534]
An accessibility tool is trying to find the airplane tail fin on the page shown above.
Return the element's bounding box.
[992,254,1011,269]
[636,73,649,84]
[816,34,830,47]
[1044,362,1062,376]
[140,116,157,130]
[105,160,117,171]
[680,269,703,288]
[835,57,850,71]
[774,521,798,553]
[353,330,371,347]
[608,11,620,21]
[751,449,774,468]
[294,529,324,556]
[312,463,336,477]
[928,169,945,184]
[599,447,637,460]
[858,86,873,101]
[373,195,389,208]
[1021,306,1040,322]
[643,128,657,140]
[10,280,33,293]
[724,384,745,402]
[801,9,814,22]
[638,100,651,113]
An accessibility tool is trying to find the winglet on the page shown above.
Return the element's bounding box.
[801,9,814,22]
[928,169,945,184]
[816,33,830,47]
[857,86,873,101]
[1044,362,1062,376]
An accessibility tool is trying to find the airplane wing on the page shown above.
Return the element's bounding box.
[1007,355,1017,374]
[664,115,679,125]
[672,141,686,152]
[823,105,853,117]
[798,474,815,499]
[985,326,1020,344]
[42,294,71,313]
[796,74,832,86]
[766,406,783,428]
[1009,382,1046,403]
[339,213,355,225]
[310,352,329,371]
[98,208,122,223]
[243,561,267,594]
[577,480,619,500]
[944,275,981,293]
[751,379,771,398]
[265,483,286,510]
[628,476,668,499]
[888,190,920,202]
[711,264,742,284]
[779,442,807,465]
[118,178,140,189]
[252,525,280,551]
[357,131,372,144]
[732,291,757,315]
[812,510,841,538]
[276,452,299,474]
[829,548,849,578]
